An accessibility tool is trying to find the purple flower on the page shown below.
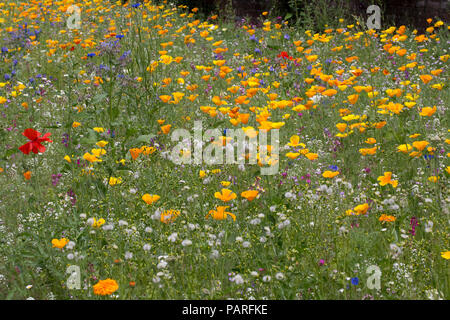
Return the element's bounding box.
[51,173,62,186]
[409,217,419,236]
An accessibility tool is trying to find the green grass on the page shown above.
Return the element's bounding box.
[0,0,448,300]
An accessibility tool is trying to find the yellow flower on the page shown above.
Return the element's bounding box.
[206,206,236,221]
[160,124,172,134]
[142,194,160,205]
[305,153,318,160]
[214,189,237,202]
[441,251,450,260]
[377,172,398,188]
[379,214,396,223]
[353,203,369,215]
[91,218,105,228]
[91,148,106,157]
[419,74,432,84]
[428,176,439,183]
[199,170,207,178]
[397,144,412,154]
[96,140,108,148]
[129,148,142,160]
[109,177,122,186]
[347,94,359,105]
[160,54,173,65]
[419,106,436,116]
[159,95,172,103]
[323,171,339,178]
[220,181,231,187]
[64,155,71,163]
[140,146,156,155]
[93,127,104,133]
[93,279,119,296]
[241,190,259,201]
[72,121,81,128]
[359,147,377,155]
[336,123,347,132]
[286,152,300,159]
[412,140,429,151]
[322,89,337,97]
[287,135,302,147]
[51,238,69,249]
[160,209,180,224]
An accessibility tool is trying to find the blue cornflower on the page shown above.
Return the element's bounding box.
[116,34,124,39]
[255,48,261,54]
[87,53,96,58]
[120,50,131,60]
[284,34,290,40]
[351,277,359,285]
[132,3,141,8]
[329,165,339,171]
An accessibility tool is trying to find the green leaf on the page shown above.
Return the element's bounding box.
[3,148,16,160]
[6,288,16,300]
[93,93,108,104]
[110,105,120,121]
[80,129,98,145]
[134,134,155,144]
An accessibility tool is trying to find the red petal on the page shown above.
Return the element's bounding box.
[19,142,32,154]
[37,132,52,143]
[34,142,46,153]
[23,128,40,141]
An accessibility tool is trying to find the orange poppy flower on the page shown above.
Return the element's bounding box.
[214,189,237,202]
[241,190,259,201]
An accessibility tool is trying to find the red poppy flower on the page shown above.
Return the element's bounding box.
[19,128,52,155]
[278,51,289,59]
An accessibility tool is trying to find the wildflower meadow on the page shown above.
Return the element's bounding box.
[0,0,449,300]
